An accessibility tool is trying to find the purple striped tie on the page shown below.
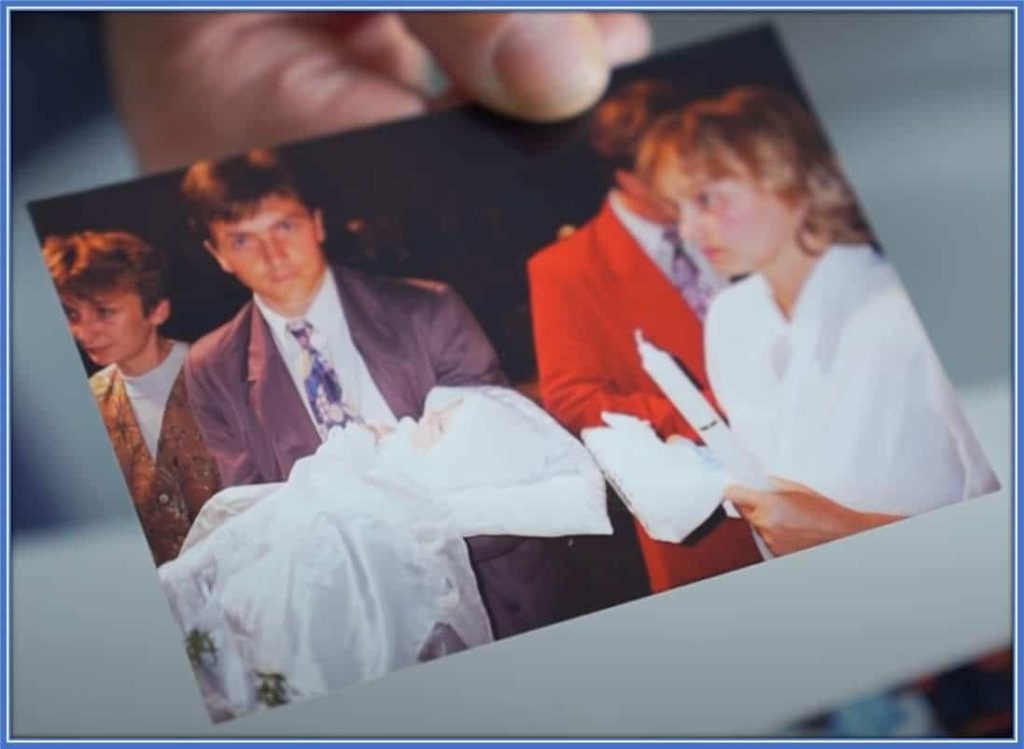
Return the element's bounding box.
[665,228,710,320]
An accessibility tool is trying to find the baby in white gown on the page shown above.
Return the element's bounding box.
[159,386,609,722]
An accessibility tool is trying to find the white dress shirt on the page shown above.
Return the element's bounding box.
[254,270,397,437]
[608,190,725,300]
[705,244,998,516]
[121,339,188,458]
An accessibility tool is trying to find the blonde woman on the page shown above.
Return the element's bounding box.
[648,87,998,556]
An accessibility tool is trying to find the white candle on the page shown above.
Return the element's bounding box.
[634,330,774,493]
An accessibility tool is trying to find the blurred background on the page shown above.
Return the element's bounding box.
[8,10,1014,737]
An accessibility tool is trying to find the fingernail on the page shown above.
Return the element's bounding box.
[493,13,608,121]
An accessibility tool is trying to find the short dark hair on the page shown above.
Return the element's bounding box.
[589,79,676,172]
[41,231,168,313]
[181,149,310,240]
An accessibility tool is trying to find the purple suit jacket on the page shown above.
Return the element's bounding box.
[185,265,505,487]
[185,265,565,638]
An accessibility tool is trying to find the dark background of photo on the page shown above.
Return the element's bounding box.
[29,25,809,385]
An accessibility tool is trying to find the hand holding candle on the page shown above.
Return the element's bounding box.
[634,330,773,492]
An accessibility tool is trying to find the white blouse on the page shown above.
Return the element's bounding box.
[705,244,998,517]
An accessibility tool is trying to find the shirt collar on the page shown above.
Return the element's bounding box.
[608,190,672,263]
[119,340,187,386]
[253,268,343,349]
[754,244,879,376]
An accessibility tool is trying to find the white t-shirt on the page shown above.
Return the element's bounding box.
[254,270,397,437]
[704,244,998,516]
[121,340,188,458]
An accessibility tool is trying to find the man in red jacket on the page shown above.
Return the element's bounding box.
[528,100,762,594]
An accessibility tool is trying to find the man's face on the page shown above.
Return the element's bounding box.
[62,289,169,372]
[206,194,328,315]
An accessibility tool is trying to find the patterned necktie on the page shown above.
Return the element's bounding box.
[665,228,711,320]
[286,319,361,432]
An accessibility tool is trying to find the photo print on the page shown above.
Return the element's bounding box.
[28,24,999,722]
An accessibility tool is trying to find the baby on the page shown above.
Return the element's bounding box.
[162,385,609,721]
[374,386,567,491]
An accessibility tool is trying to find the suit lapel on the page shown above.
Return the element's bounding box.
[595,201,710,389]
[333,266,422,419]
[245,304,322,479]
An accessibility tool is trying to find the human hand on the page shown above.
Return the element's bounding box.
[724,478,902,556]
[105,12,651,171]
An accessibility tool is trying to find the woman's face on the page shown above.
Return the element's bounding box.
[677,177,805,278]
[61,289,169,373]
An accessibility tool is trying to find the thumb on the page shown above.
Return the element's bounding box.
[404,12,613,122]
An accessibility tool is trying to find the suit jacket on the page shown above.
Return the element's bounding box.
[185,264,566,638]
[91,363,221,566]
[528,199,762,593]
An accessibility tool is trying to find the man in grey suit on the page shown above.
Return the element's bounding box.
[182,149,566,638]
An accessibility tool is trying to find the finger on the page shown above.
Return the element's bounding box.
[423,13,650,118]
[590,12,652,66]
[723,483,762,511]
[759,531,781,556]
[770,476,813,492]
[403,12,610,122]
[728,497,759,527]
[107,12,431,171]
[313,12,435,94]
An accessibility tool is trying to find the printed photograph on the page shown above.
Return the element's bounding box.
[28,25,1000,722]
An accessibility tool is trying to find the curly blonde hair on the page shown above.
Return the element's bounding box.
[638,86,875,254]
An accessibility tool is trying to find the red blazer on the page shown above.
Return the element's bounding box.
[528,199,761,593]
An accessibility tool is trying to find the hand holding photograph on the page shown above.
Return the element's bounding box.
[27,24,1002,724]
